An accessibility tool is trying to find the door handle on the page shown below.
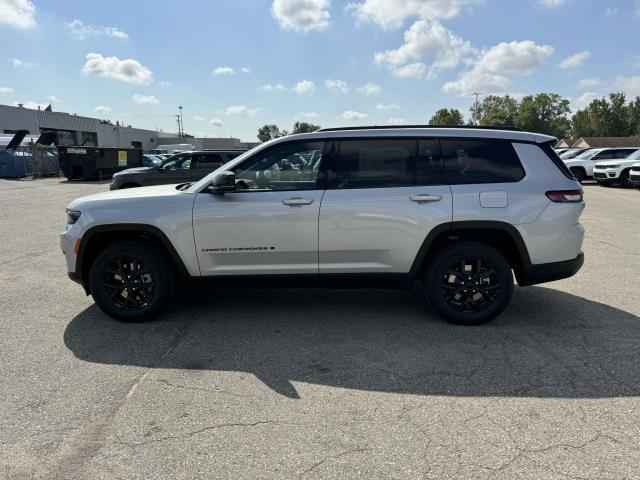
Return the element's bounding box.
[409,194,443,203]
[282,197,314,206]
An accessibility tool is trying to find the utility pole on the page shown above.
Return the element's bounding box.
[179,106,184,138]
[176,115,181,138]
[471,92,485,126]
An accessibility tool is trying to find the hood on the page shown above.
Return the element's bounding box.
[594,158,640,167]
[114,167,153,175]
[66,183,185,210]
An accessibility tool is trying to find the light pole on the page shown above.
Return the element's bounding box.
[470,92,485,126]
[179,106,184,137]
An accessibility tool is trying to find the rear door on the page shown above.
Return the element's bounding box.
[318,138,452,274]
[153,153,193,184]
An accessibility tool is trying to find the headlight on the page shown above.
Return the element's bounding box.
[66,210,81,225]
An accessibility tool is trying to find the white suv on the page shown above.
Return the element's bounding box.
[593,148,640,186]
[61,127,585,325]
[564,147,639,182]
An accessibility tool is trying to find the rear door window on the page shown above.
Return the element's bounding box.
[332,139,415,189]
[441,139,525,184]
[417,139,443,185]
[194,153,224,169]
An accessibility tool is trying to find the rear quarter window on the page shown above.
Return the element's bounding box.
[441,139,525,184]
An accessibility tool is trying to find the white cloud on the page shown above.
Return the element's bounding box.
[94,105,112,115]
[65,19,128,40]
[539,0,566,7]
[241,67,251,74]
[391,62,427,78]
[271,0,330,32]
[293,79,316,95]
[209,118,224,127]
[82,53,153,85]
[0,0,36,29]
[12,101,47,110]
[573,91,599,110]
[11,58,36,70]
[577,77,601,89]
[259,83,286,92]
[225,105,259,117]
[387,117,406,125]
[193,115,205,122]
[374,20,474,79]
[325,78,350,93]
[559,50,591,69]
[213,66,235,76]
[605,7,619,15]
[376,102,401,110]
[348,0,480,29]
[443,40,554,96]
[357,82,382,94]
[296,111,319,118]
[47,95,60,103]
[158,80,171,87]
[614,75,640,97]
[0,86,14,93]
[340,110,368,120]
[132,93,159,105]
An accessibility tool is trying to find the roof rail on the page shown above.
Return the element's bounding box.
[316,125,522,132]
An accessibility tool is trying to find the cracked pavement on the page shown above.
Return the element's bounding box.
[0,178,639,479]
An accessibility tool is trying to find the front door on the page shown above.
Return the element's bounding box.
[318,138,453,274]
[154,152,193,184]
[193,141,325,275]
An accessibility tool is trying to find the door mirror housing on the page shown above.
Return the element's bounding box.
[208,171,236,193]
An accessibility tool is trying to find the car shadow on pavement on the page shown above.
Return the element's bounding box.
[64,286,640,399]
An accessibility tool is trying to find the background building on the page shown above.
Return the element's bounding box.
[0,104,257,151]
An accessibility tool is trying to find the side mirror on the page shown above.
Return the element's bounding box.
[208,171,236,193]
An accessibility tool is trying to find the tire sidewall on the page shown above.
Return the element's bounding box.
[425,242,513,325]
[89,242,171,321]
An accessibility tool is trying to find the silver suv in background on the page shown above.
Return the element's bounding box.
[563,147,639,182]
[63,126,585,326]
[110,150,246,189]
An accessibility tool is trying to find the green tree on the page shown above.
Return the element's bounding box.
[257,124,284,142]
[474,95,519,126]
[428,108,465,125]
[292,121,321,134]
[570,93,639,137]
[627,96,640,136]
[571,109,596,137]
[516,93,571,138]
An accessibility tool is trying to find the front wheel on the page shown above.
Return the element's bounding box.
[425,242,513,325]
[88,242,172,321]
[570,168,586,183]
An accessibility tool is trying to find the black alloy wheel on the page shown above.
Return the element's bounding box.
[89,242,172,321]
[425,242,513,325]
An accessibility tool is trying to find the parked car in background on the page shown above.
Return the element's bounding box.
[563,147,639,182]
[629,162,640,186]
[558,148,590,160]
[593,149,640,186]
[110,150,246,189]
[142,154,163,167]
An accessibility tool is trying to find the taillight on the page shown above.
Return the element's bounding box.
[546,190,583,202]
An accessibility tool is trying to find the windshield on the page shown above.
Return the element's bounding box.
[559,149,578,159]
[624,149,640,160]
[573,149,599,160]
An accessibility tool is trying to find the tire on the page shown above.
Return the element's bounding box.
[424,242,513,326]
[570,168,586,183]
[619,170,632,188]
[88,242,172,322]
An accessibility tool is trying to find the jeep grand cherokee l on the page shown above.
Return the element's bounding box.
[62,126,585,325]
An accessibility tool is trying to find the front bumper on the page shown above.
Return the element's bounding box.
[518,252,584,287]
[629,172,640,184]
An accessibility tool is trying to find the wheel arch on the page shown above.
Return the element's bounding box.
[410,221,532,283]
[76,224,190,294]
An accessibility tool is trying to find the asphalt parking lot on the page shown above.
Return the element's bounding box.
[0,178,639,480]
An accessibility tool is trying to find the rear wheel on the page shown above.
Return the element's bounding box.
[88,242,172,321]
[570,167,586,183]
[425,242,513,325]
[619,170,632,188]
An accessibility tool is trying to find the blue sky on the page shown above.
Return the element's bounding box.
[1,0,639,141]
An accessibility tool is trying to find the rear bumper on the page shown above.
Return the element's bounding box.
[518,252,584,287]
